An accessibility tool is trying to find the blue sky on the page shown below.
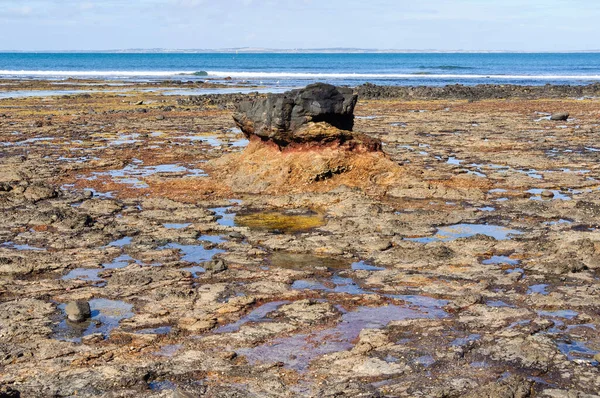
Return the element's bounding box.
[0,0,598,51]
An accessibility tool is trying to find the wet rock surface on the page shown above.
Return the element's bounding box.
[1,80,600,396]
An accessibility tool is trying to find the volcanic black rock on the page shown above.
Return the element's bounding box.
[233,83,359,146]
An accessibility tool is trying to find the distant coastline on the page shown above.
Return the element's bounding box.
[2,48,600,54]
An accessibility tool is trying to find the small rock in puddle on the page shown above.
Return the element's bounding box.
[65,300,91,322]
[237,303,446,371]
[407,223,523,243]
[235,209,325,233]
[54,298,134,343]
[527,189,571,201]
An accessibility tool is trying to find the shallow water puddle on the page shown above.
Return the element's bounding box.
[407,224,523,243]
[482,255,520,266]
[62,268,104,283]
[110,133,140,146]
[211,199,242,227]
[163,223,192,229]
[54,298,134,343]
[451,334,481,346]
[269,252,349,271]
[487,300,514,308]
[62,254,141,284]
[215,301,291,333]
[237,303,446,371]
[0,241,46,251]
[544,219,572,226]
[556,339,599,363]
[106,236,132,247]
[148,380,177,391]
[538,309,579,319]
[92,159,207,188]
[182,265,206,277]
[352,261,385,271]
[231,138,249,148]
[137,326,172,335]
[528,284,549,295]
[235,210,325,233]
[200,234,226,244]
[179,134,222,146]
[163,242,224,263]
[292,275,372,295]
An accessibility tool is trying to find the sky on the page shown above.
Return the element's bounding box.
[0,0,598,51]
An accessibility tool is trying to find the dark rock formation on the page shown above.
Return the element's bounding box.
[233,83,360,147]
[356,82,600,101]
[550,112,569,121]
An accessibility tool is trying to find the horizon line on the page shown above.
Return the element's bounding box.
[2,48,600,54]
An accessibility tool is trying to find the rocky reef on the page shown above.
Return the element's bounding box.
[1,79,600,397]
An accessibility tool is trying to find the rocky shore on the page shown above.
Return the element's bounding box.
[1,80,600,397]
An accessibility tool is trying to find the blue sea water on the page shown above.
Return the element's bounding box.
[1,52,600,87]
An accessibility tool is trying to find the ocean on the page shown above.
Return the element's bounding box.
[2,52,600,88]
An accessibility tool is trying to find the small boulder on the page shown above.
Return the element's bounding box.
[550,112,569,121]
[65,300,91,322]
[233,83,359,145]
